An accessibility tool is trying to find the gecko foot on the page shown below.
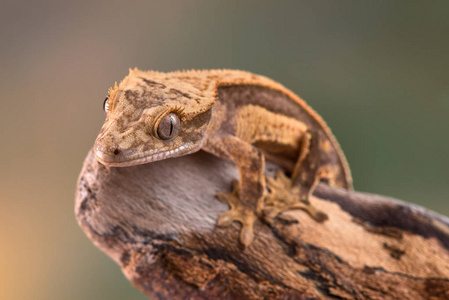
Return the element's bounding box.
[263,170,328,225]
[216,180,258,248]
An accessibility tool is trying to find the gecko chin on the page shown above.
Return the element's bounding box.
[94,142,200,167]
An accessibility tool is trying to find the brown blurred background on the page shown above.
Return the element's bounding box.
[1,1,448,299]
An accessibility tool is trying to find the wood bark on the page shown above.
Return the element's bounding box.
[75,149,449,300]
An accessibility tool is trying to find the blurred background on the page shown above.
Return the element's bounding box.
[1,1,448,299]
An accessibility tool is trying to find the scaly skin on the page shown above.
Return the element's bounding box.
[94,68,352,248]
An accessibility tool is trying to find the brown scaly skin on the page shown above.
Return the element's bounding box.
[94,68,352,248]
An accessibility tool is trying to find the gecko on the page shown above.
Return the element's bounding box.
[94,69,352,248]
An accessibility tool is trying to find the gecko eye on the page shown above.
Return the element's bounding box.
[103,97,110,113]
[155,113,181,140]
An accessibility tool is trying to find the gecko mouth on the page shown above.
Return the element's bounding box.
[95,142,200,167]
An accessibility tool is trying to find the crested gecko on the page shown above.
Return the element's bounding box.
[94,69,352,248]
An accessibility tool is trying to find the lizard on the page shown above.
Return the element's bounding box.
[94,68,352,248]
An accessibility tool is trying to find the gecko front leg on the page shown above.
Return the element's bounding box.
[205,135,265,248]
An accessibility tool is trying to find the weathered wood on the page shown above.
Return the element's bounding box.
[75,149,449,299]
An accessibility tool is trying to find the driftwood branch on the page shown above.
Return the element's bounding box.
[75,149,449,299]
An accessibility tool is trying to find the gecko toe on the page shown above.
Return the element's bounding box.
[240,224,255,248]
[263,172,328,225]
[217,210,236,227]
[216,191,234,205]
[215,182,259,247]
[217,207,258,247]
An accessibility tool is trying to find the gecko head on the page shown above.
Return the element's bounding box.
[94,70,214,167]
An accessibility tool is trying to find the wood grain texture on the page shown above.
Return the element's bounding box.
[75,149,449,300]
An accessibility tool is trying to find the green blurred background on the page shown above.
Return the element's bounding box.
[1,1,448,299]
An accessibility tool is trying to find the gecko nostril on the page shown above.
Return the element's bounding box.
[113,149,121,156]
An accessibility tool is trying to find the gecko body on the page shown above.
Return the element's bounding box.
[94,69,352,247]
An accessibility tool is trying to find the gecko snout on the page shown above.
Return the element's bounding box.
[94,141,126,166]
